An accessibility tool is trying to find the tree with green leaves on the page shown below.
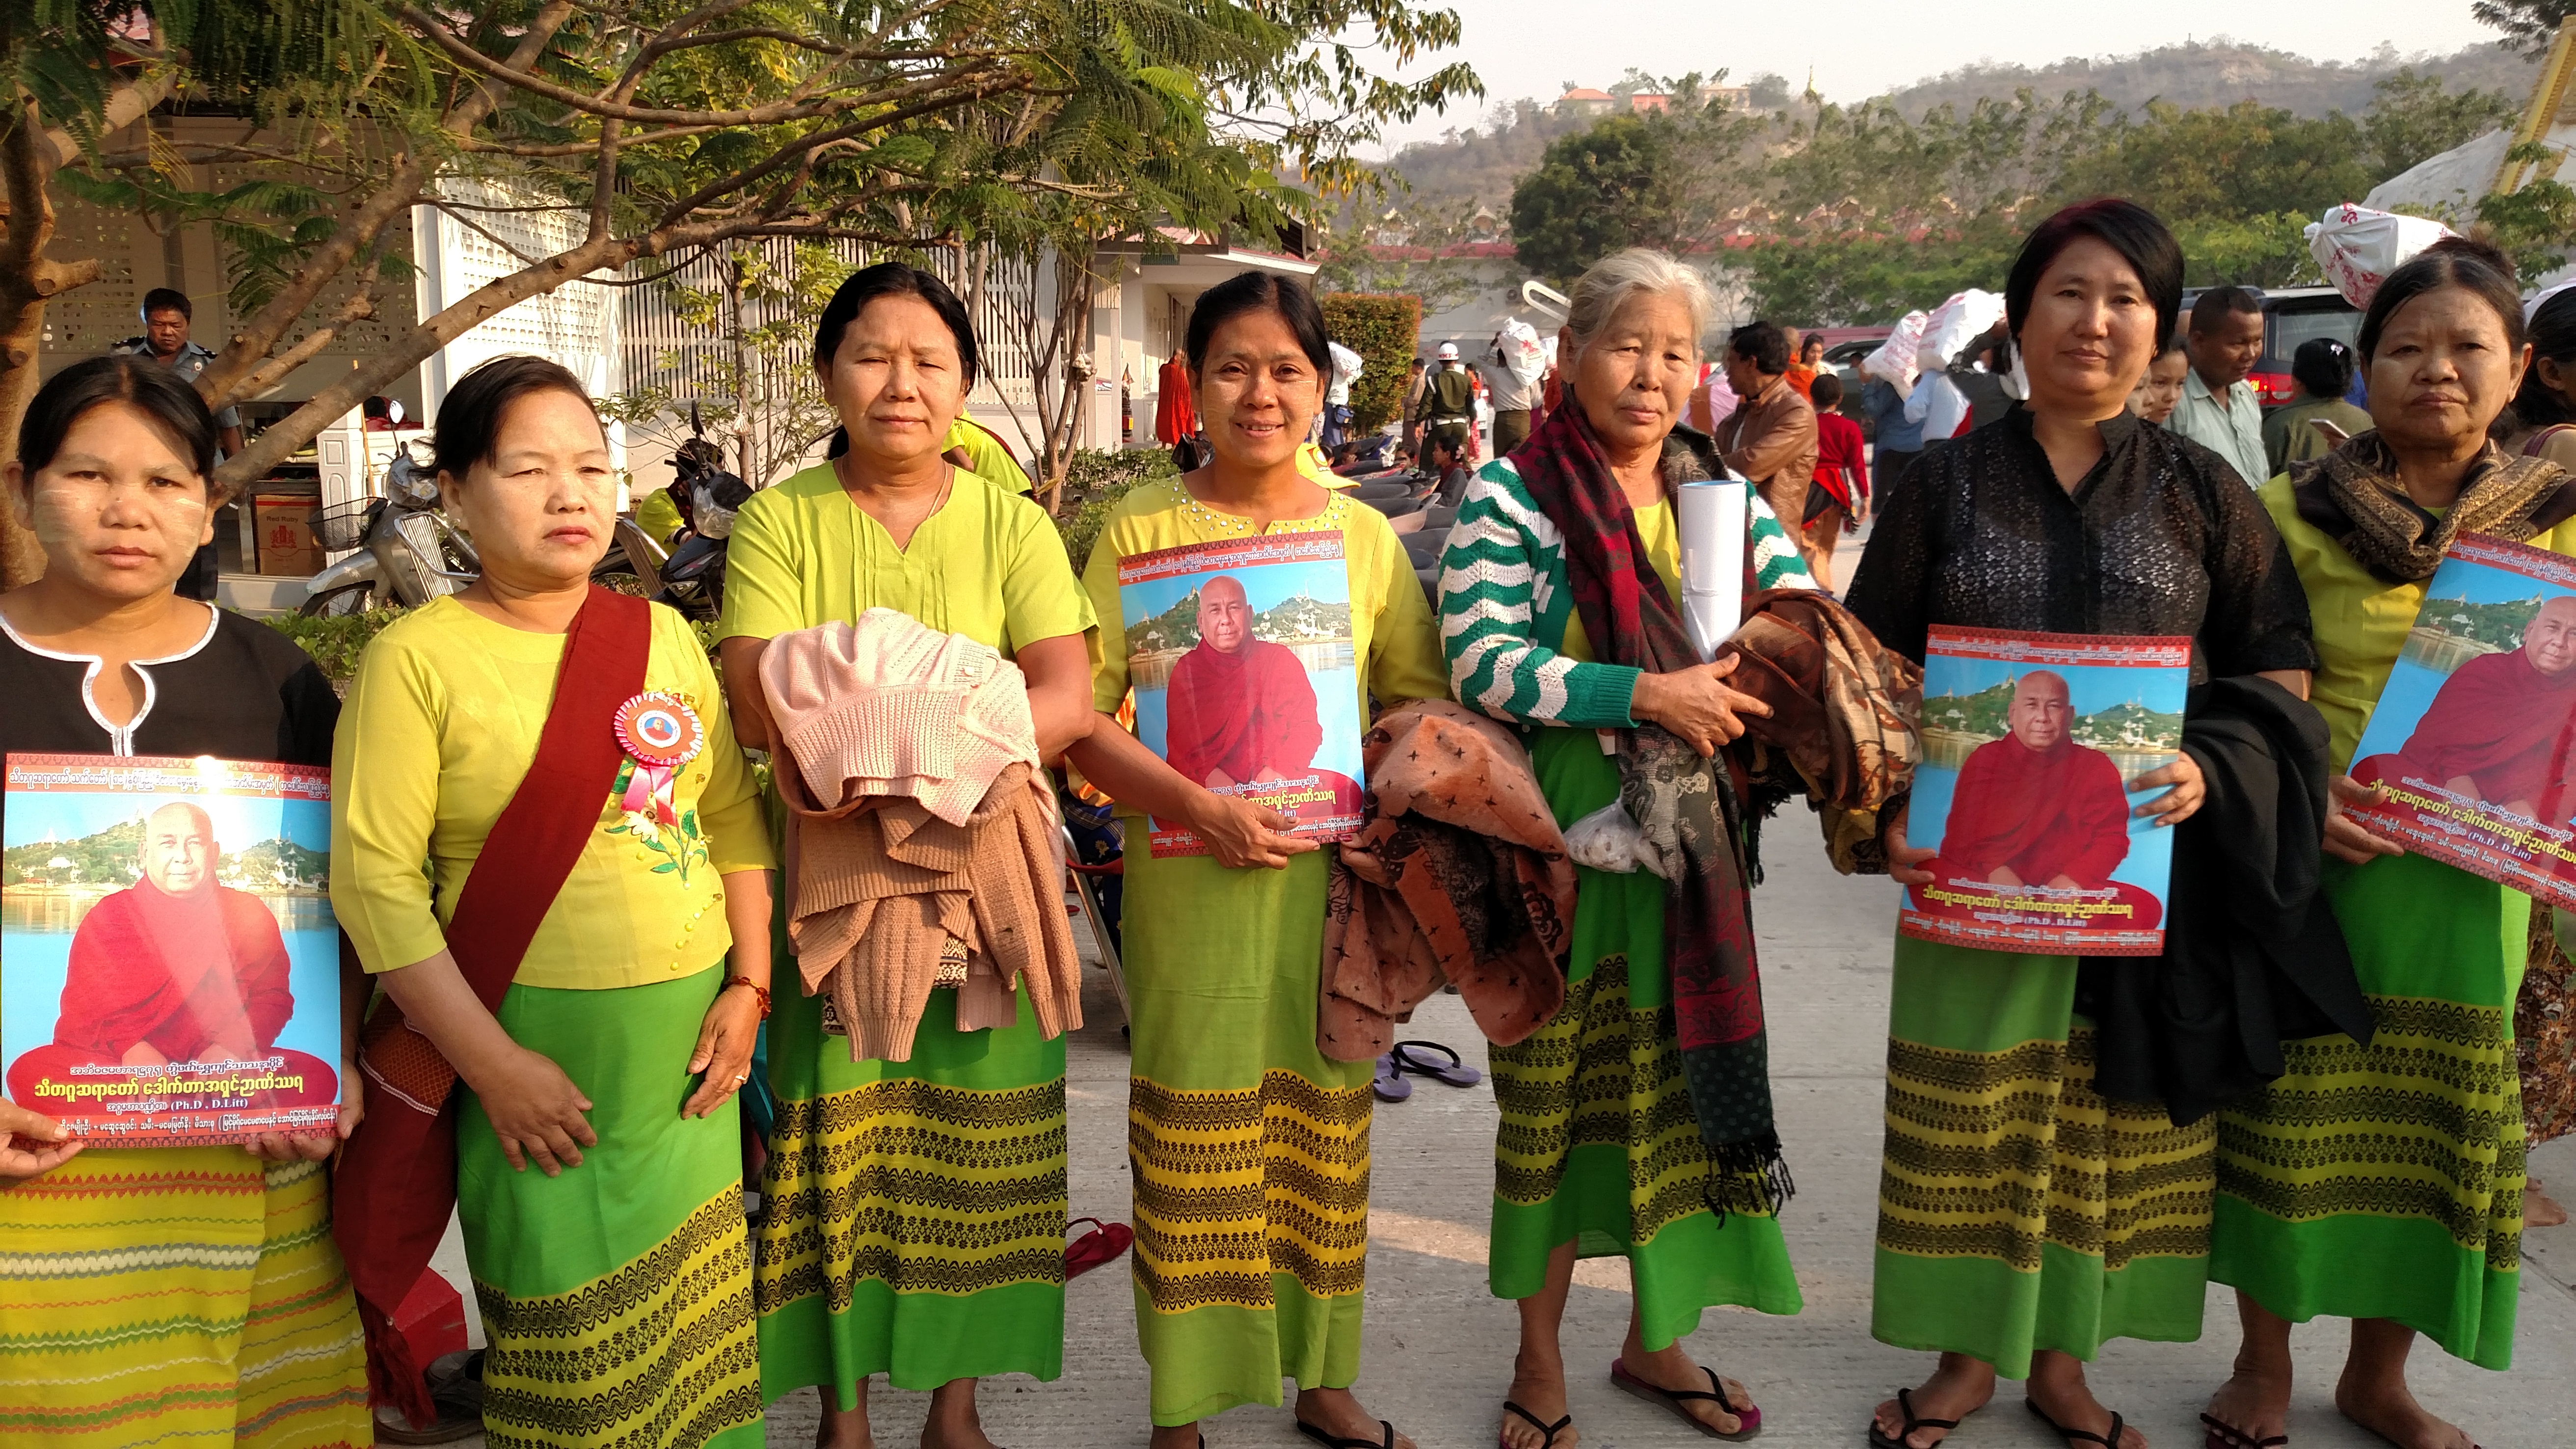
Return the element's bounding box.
[2474,0,2576,53]
[4,0,1477,582]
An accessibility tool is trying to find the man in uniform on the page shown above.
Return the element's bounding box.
[113,289,243,600]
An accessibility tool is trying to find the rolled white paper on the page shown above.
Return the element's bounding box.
[1673,478,1746,662]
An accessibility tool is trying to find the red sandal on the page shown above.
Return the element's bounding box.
[1065,1216,1132,1278]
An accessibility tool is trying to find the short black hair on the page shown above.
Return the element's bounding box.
[2361,236,2525,369]
[140,287,192,322]
[1184,270,1334,381]
[2006,198,2186,349]
[1729,321,1789,375]
[2517,286,2576,429]
[429,355,600,482]
[15,355,219,494]
[2189,286,2264,336]
[2290,337,2357,402]
[1808,372,1844,408]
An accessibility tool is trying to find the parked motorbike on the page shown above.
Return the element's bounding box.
[646,426,751,622]
[300,440,662,616]
[299,443,479,616]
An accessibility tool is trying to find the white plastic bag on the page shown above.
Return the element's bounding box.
[1498,318,1548,386]
[1863,311,1930,388]
[2307,203,2457,310]
[1917,289,2006,372]
[1563,800,1664,879]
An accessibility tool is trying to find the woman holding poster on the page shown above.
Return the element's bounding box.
[333,357,777,1446]
[2206,238,2574,1449]
[1066,271,1447,1449]
[1437,247,1817,1449]
[1846,201,2319,1449]
[714,264,1098,1448]
[0,357,370,1447]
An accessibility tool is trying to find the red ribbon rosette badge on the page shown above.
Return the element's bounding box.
[614,692,705,826]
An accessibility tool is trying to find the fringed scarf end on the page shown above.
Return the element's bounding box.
[1699,1132,1796,1222]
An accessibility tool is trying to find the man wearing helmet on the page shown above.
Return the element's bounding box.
[1421,342,1476,460]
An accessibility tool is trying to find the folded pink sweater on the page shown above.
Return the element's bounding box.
[760,608,1039,825]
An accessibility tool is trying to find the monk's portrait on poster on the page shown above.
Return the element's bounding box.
[1164,574,1325,788]
[2364,594,2576,823]
[1937,671,2136,891]
[4,784,340,1115]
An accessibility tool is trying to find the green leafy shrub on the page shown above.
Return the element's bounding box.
[265,607,408,682]
[1318,293,1423,432]
[1057,447,1180,576]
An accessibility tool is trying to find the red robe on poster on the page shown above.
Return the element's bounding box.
[1937,733,2134,886]
[5,878,336,1110]
[2363,645,2576,821]
[1165,635,1324,786]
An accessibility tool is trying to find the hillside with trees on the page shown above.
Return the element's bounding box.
[1364,41,2535,228]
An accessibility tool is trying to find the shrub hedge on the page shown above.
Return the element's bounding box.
[1318,293,1422,433]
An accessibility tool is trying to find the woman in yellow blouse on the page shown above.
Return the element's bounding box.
[714,262,1096,1449]
[333,356,776,1448]
[1065,272,1449,1449]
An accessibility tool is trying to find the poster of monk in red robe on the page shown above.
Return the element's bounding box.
[1899,628,2191,955]
[3,755,340,1146]
[1116,533,1365,857]
[2347,533,2576,911]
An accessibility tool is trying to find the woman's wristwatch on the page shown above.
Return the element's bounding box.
[722,976,772,1019]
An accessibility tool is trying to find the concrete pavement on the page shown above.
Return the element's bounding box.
[765,842,2576,1449]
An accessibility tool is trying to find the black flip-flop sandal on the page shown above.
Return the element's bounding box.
[1392,1039,1481,1087]
[1610,1359,1760,1440]
[2028,1397,2128,1449]
[2199,1412,2287,1449]
[1501,1401,1573,1449]
[1296,1419,1398,1449]
[1865,1387,1959,1449]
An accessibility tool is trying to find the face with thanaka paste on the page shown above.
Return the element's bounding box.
[2006,671,2073,753]
[2524,596,2576,676]
[6,401,213,605]
[1197,576,1252,654]
[140,802,217,898]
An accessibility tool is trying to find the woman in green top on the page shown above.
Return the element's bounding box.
[1437,248,1814,1449]
[2205,238,2566,1449]
[2259,337,2372,479]
[1063,271,1448,1449]
[335,355,778,1447]
[715,263,1097,1449]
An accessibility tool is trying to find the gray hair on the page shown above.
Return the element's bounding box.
[1563,248,1714,354]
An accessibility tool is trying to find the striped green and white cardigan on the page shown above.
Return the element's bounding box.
[1437,457,1814,728]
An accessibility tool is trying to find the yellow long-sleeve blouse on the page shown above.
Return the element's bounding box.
[331,595,774,990]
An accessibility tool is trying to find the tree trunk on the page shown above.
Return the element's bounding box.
[213,232,640,493]
[0,104,92,588]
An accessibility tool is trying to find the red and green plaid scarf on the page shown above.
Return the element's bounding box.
[1510,403,1791,1213]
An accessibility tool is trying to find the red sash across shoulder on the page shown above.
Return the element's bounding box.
[331,586,649,1423]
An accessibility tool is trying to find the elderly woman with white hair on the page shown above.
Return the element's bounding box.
[1439,247,1814,1449]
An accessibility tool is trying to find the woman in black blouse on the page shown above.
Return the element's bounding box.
[0,357,371,1443]
[1845,201,2319,1449]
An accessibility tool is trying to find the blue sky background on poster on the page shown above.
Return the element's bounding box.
[1119,558,1352,629]
[1920,655,2188,724]
[3,791,331,855]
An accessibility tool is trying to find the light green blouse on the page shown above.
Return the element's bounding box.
[719,462,1095,654]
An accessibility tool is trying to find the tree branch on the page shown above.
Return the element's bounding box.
[39,64,182,168]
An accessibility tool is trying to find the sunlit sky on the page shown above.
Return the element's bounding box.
[1360,4,2507,156]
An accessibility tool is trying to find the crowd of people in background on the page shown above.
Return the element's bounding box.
[1,189,2571,1449]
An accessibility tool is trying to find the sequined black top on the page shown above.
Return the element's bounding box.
[1848,406,2318,682]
